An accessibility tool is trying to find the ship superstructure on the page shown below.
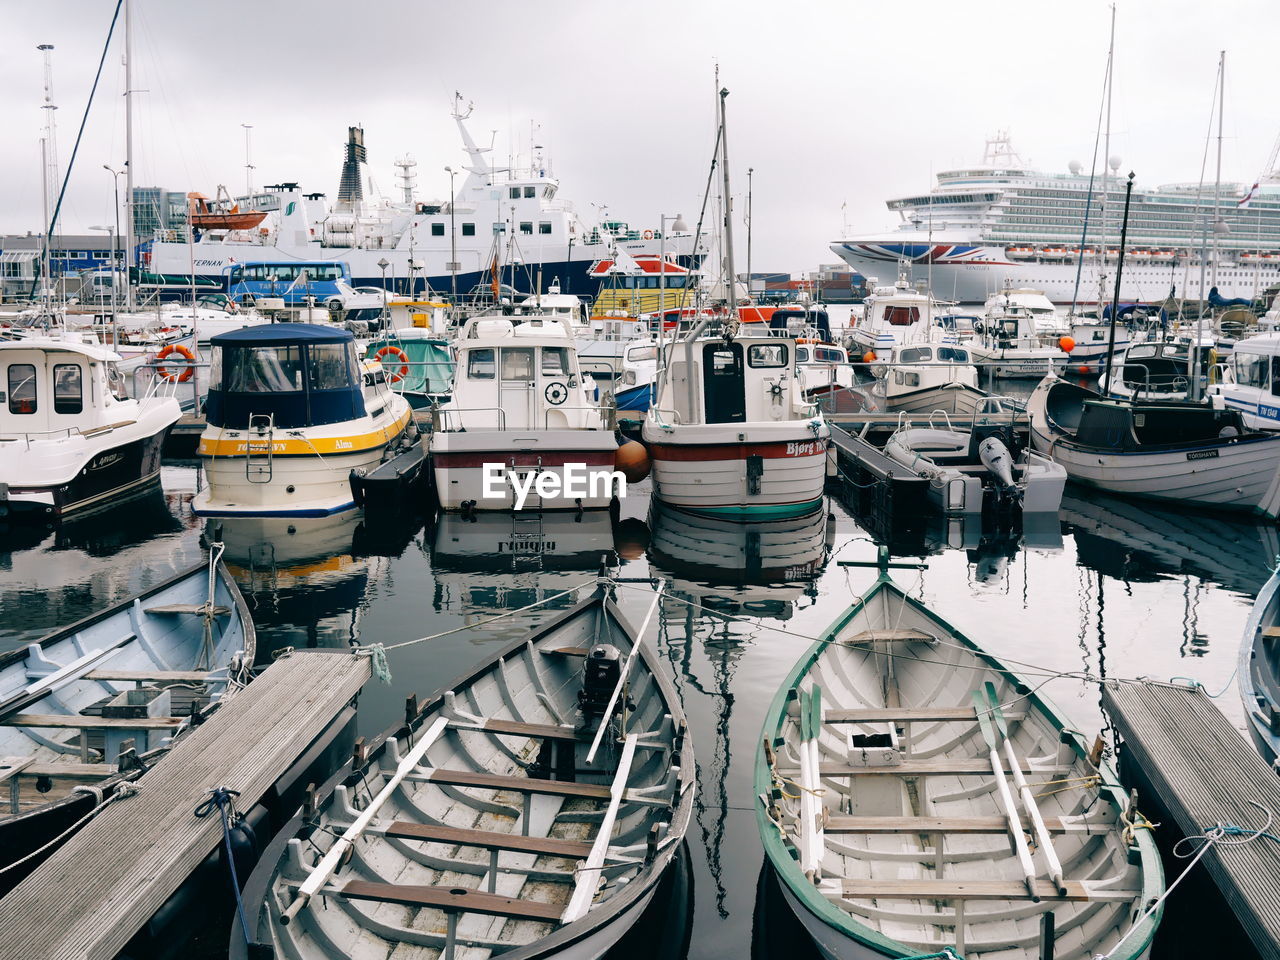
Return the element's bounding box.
[832,133,1280,304]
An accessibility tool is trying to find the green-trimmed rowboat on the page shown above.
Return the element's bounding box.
[755,549,1164,960]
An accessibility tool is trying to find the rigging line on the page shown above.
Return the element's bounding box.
[1069,41,1113,312]
[36,0,125,298]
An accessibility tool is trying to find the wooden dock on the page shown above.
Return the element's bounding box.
[1104,681,1280,960]
[828,423,930,519]
[0,650,370,960]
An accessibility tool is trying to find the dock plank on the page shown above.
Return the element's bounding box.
[1104,682,1280,960]
[0,650,370,960]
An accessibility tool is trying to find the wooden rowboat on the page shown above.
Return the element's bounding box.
[234,578,694,959]
[0,552,255,891]
[1240,566,1280,770]
[755,550,1164,960]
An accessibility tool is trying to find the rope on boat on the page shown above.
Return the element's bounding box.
[358,643,393,684]
[1025,774,1102,799]
[194,786,253,945]
[1095,800,1279,960]
[0,781,139,877]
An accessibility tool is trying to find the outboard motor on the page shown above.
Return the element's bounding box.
[578,643,621,718]
[978,436,1020,501]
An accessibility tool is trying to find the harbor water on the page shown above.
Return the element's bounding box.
[0,458,1258,958]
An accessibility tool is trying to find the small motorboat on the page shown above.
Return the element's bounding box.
[755,549,1165,960]
[1028,374,1280,517]
[877,341,988,417]
[232,579,694,959]
[0,550,255,891]
[188,187,268,233]
[1240,566,1280,769]
[883,403,1066,515]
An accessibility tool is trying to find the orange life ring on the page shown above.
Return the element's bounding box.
[375,345,411,383]
[155,343,195,383]
[642,229,654,240]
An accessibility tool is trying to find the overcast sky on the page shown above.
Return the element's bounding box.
[3,0,1278,274]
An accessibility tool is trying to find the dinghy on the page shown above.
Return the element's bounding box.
[755,550,1164,960]
[1027,373,1280,517]
[1240,566,1280,769]
[0,551,255,890]
[234,579,694,960]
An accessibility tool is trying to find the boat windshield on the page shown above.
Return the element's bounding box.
[898,347,932,363]
[938,347,969,362]
[216,345,306,392]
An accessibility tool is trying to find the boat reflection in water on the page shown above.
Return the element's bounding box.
[1060,489,1280,599]
[211,510,379,656]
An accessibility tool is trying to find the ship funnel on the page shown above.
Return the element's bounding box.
[338,126,367,205]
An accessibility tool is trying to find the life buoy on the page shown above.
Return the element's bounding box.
[642,229,654,240]
[155,343,195,383]
[375,345,411,383]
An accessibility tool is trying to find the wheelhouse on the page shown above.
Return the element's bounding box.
[0,341,131,438]
[204,324,365,429]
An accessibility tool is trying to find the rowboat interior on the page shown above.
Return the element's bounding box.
[253,590,693,959]
[760,573,1160,960]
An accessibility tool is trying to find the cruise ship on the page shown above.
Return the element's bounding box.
[832,134,1280,305]
[147,102,703,298]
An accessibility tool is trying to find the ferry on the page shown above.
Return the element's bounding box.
[832,133,1280,304]
[148,104,704,299]
[193,324,412,517]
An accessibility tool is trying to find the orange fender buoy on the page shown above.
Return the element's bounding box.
[614,440,651,483]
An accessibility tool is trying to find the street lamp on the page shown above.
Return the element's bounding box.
[444,166,458,302]
[378,257,390,326]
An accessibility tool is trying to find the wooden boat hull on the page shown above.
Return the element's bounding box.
[755,566,1164,960]
[1240,568,1280,769]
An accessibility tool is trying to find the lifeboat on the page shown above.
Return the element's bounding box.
[1241,252,1261,261]
[1149,249,1176,260]
[188,188,268,232]
[1130,249,1154,259]
[1006,245,1035,259]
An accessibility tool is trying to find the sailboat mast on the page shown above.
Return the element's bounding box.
[123,0,135,310]
[1211,50,1225,290]
[1098,4,1114,307]
[719,87,738,322]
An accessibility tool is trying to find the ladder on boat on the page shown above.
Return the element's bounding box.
[245,413,274,483]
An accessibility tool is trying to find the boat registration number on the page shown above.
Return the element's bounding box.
[1186,449,1220,461]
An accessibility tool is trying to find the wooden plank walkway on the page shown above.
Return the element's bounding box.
[1104,681,1280,960]
[0,650,370,960]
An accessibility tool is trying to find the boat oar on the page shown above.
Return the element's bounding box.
[973,689,1040,902]
[985,682,1068,896]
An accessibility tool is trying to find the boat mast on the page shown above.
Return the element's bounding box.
[719,87,738,326]
[1097,4,1115,309]
[1103,171,1135,391]
[38,43,58,314]
[123,0,135,311]
[1211,50,1225,292]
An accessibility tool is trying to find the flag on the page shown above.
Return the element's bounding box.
[1239,181,1261,208]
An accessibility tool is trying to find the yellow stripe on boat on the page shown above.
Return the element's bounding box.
[197,409,412,458]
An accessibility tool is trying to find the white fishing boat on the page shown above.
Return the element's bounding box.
[233,581,694,960]
[845,275,941,359]
[796,341,856,398]
[193,323,413,517]
[1027,374,1280,517]
[430,315,621,512]
[883,405,1066,516]
[877,341,987,416]
[1098,337,1219,401]
[0,338,181,519]
[1210,329,1280,429]
[756,551,1165,960]
[971,288,1070,378]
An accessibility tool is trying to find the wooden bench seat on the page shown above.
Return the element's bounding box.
[143,604,230,616]
[542,646,590,657]
[85,669,212,684]
[824,707,1027,723]
[837,878,1138,903]
[384,821,593,859]
[340,880,564,922]
[3,713,184,730]
[840,629,934,645]
[456,718,583,742]
[823,815,1109,835]
[416,768,613,800]
[775,760,1067,777]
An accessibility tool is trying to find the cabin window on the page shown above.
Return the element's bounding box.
[509,187,521,199]
[817,348,843,362]
[462,223,476,236]
[519,222,533,235]
[309,344,356,390]
[53,364,83,414]
[524,186,536,198]
[938,347,969,362]
[431,223,444,236]
[796,347,810,362]
[885,306,920,326]
[467,349,496,379]
[502,347,535,381]
[626,345,657,362]
[1235,353,1269,388]
[7,364,36,414]
[223,346,306,392]
[541,347,569,376]
[898,347,932,363]
[748,343,788,367]
[539,222,552,235]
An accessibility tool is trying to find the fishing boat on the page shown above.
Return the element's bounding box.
[876,341,987,416]
[0,552,255,891]
[1027,374,1280,517]
[0,337,181,519]
[971,289,1070,379]
[193,323,413,517]
[883,403,1066,516]
[755,549,1165,960]
[614,339,659,414]
[232,580,694,960]
[1240,567,1280,769]
[430,315,622,512]
[844,274,940,359]
[642,332,830,519]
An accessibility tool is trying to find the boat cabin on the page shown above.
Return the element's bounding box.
[204,324,369,429]
[1049,389,1251,450]
[0,339,133,439]
[769,306,831,341]
[659,336,807,424]
[1112,340,1215,397]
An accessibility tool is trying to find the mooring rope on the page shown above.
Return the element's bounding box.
[194,786,253,945]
